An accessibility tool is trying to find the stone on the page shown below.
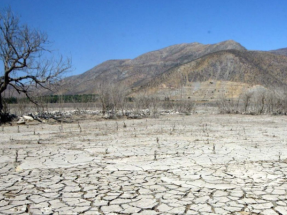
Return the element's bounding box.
[17,117,25,124]
[23,115,34,121]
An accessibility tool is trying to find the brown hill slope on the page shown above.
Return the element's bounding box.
[136,50,287,100]
[269,48,287,57]
[59,40,287,101]
[60,40,246,95]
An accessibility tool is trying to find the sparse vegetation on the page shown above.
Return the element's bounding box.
[217,88,287,115]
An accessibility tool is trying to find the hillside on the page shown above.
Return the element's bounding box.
[59,40,246,95]
[59,40,287,101]
[136,50,287,100]
[269,48,287,57]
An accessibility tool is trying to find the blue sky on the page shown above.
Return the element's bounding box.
[1,0,287,76]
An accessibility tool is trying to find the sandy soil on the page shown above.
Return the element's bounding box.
[0,113,287,214]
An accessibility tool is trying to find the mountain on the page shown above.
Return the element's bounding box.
[59,40,287,101]
[269,48,287,57]
[137,50,287,100]
[60,40,246,94]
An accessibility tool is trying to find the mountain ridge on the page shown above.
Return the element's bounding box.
[59,40,287,100]
[60,40,247,95]
[269,48,287,57]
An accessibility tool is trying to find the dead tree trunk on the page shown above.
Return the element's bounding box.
[0,93,3,114]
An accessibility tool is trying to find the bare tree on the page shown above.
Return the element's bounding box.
[96,81,111,115]
[0,8,71,117]
[96,80,129,117]
[110,83,129,116]
[240,90,253,113]
[148,96,160,118]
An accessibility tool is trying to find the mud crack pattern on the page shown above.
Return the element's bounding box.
[0,114,287,214]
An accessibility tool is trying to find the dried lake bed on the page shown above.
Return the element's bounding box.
[0,114,287,215]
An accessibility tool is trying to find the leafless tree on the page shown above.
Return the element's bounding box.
[240,90,253,112]
[148,96,160,118]
[0,8,71,117]
[217,92,233,113]
[96,81,111,115]
[96,80,129,116]
[110,83,129,116]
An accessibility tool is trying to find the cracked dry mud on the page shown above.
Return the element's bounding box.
[0,114,287,215]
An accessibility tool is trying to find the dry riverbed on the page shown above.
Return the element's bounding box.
[0,114,287,215]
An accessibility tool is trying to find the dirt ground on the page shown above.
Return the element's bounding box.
[0,113,287,215]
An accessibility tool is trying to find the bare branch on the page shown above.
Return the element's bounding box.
[0,8,71,114]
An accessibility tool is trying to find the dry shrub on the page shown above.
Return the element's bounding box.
[218,87,287,115]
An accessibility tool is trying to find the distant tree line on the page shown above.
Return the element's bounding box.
[4,94,98,104]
